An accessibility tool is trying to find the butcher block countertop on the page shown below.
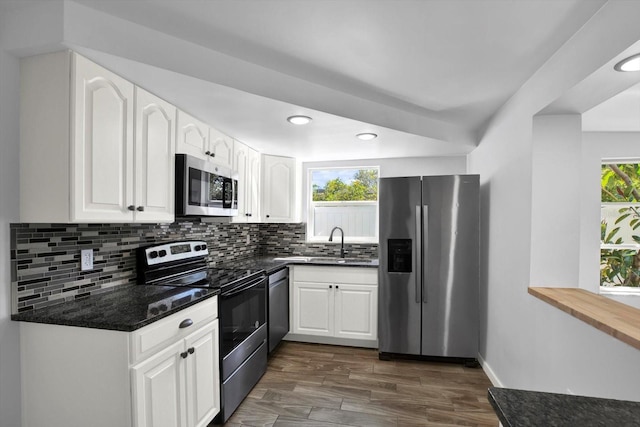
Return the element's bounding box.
[529,287,640,351]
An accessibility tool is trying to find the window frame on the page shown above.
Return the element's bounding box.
[600,160,640,294]
[306,166,380,244]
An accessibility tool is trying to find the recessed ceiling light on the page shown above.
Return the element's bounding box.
[287,115,312,125]
[614,54,640,72]
[356,133,378,141]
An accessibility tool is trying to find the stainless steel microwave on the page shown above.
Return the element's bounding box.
[175,154,239,217]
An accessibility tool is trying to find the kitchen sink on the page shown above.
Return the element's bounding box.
[308,257,373,264]
[273,256,374,264]
[273,256,312,262]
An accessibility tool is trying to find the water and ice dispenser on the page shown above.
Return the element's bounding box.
[387,239,412,273]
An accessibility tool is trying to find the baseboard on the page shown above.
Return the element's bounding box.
[478,353,503,387]
[283,333,378,349]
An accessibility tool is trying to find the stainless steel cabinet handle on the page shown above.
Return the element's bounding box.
[179,319,193,329]
[423,205,428,303]
[415,205,421,304]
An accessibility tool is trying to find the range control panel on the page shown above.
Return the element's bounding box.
[143,241,209,266]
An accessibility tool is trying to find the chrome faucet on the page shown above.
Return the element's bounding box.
[328,226,345,258]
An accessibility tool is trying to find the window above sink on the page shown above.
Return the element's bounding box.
[306,167,379,244]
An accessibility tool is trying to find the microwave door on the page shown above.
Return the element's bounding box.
[222,178,233,209]
[188,167,205,207]
[209,175,223,208]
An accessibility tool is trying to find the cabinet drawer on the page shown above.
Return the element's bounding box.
[130,296,218,364]
[292,266,377,285]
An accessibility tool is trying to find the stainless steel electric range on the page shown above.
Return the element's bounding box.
[137,240,268,424]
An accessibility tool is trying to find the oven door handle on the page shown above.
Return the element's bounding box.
[222,277,265,297]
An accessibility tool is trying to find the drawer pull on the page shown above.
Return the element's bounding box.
[179,319,193,329]
[180,351,188,359]
[188,347,195,354]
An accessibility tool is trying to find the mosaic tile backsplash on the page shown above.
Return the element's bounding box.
[11,221,377,314]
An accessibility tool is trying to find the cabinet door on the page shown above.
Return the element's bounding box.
[184,320,220,427]
[72,54,134,222]
[132,341,186,427]
[292,281,333,336]
[176,110,209,160]
[334,284,378,340]
[262,155,296,222]
[208,127,234,169]
[232,141,250,223]
[135,87,176,223]
[248,147,261,222]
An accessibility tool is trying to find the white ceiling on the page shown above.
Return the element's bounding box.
[62,0,618,160]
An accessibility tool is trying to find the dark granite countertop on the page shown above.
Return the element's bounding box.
[216,255,378,274]
[12,255,376,332]
[12,285,219,332]
[488,387,640,427]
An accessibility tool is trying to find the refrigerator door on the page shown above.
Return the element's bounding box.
[378,177,422,355]
[421,175,479,358]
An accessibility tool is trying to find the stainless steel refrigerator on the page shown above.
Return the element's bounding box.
[378,175,479,362]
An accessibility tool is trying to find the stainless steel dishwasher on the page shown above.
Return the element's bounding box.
[268,267,289,353]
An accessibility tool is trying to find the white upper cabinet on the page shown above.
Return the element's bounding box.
[20,51,176,223]
[134,87,176,222]
[71,53,135,222]
[176,111,233,170]
[176,110,210,160]
[262,154,297,223]
[232,140,260,223]
[208,127,234,169]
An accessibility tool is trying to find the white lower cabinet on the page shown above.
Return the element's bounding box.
[133,340,186,427]
[20,296,220,427]
[291,266,377,344]
[133,319,219,427]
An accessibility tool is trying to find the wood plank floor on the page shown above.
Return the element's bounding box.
[223,342,499,426]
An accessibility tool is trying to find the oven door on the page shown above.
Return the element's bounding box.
[220,274,267,380]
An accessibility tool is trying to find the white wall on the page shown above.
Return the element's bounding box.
[0,3,65,425]
[470,2,640,399]
[530,115,582,287]
[0,41,23,427]
[303,155,467,179]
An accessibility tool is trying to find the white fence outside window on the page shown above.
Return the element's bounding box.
[310,201,377,241]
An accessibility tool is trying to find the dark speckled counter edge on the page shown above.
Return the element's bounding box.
[12,286,220,332]
[488,387,640,427]
[12,256,377,333]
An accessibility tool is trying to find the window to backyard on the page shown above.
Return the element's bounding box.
[307,167,379,243]
[600,162,640,289]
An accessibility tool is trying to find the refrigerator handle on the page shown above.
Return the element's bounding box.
[423,205,428,303]
[415,205,422,304]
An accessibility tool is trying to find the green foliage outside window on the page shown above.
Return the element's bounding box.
[600,163,640,287]
[312,169,378,202]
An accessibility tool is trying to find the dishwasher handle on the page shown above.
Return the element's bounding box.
[268,268,288,284]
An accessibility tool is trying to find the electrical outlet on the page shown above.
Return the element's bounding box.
[81,249,93,271]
